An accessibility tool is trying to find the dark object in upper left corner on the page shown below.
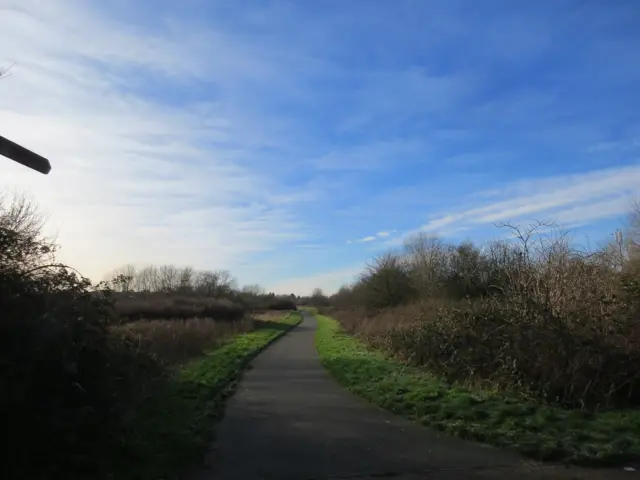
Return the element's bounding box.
[0,135,52,174]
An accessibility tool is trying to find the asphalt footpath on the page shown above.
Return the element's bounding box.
[183,312,632,480]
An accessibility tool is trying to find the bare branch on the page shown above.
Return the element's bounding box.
[0,63,15,79]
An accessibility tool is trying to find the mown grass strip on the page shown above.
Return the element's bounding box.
[117,312,302,479]
[315,314,640,467]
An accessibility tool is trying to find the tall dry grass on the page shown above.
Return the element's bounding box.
[1,191,278,478]
[253,310,292,322]
[113,293,246,322]
[111,317,254,365]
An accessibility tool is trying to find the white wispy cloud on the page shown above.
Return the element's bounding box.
[0,1,309,281]
[379,164,640,247]
[3,1,639,290]
[348,229,399,244]
[460,165,640,226]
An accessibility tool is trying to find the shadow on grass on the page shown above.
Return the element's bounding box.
[111,313,302,480]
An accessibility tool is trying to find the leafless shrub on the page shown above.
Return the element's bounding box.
[402,233,450,296]
[0,63,14,79]
[0,192,56,272]
[355,252,417,310]
[329,217,640,410]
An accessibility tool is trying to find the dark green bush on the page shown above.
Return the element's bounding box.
[1,266,161,479]
[0,195,159,479]
[265,297,297,310]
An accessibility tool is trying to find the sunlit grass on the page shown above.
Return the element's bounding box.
[114,312,302,479]
[315,314,640,466]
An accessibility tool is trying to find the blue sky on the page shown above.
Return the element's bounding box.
[1,0,639,294]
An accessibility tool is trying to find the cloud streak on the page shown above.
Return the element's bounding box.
[2,0,639,295]
[350,230,398,244]
[0,1,311,282]
[379,164,640,246]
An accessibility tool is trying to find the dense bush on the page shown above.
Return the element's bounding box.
[329,219,640,410]
[264,297,297,310]
[0,192,296,478]
[0,194,158,479]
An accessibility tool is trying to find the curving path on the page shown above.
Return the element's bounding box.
[183,312,626,480]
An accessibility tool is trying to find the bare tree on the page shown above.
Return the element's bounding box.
[178,266,194,292]
[158,264,179,292]
[402,233,449,295]
[134,265,158,291]
[0,191,55,272]
[214,269,237,295]
[359,253,416,309]
[194,270,220,296]
[311,287,329,306]
[0,64,14,79]
[103,264,137,292]
[242,284,264,295]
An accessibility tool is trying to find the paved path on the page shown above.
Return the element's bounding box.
[184,313,630,479]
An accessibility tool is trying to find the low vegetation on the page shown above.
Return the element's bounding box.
[316,315,640,465]
[111,317,255,366]
[105,266,298,312]
[315,206,640,464]
[115,312,302,480]
[113,293,246,322]
[0,191,300,479]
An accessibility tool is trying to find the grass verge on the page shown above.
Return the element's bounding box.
[116,311,302,479]
[315,314,640,466]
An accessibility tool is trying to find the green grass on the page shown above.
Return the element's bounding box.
[315,314,640,466]
[115,312,302,479]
